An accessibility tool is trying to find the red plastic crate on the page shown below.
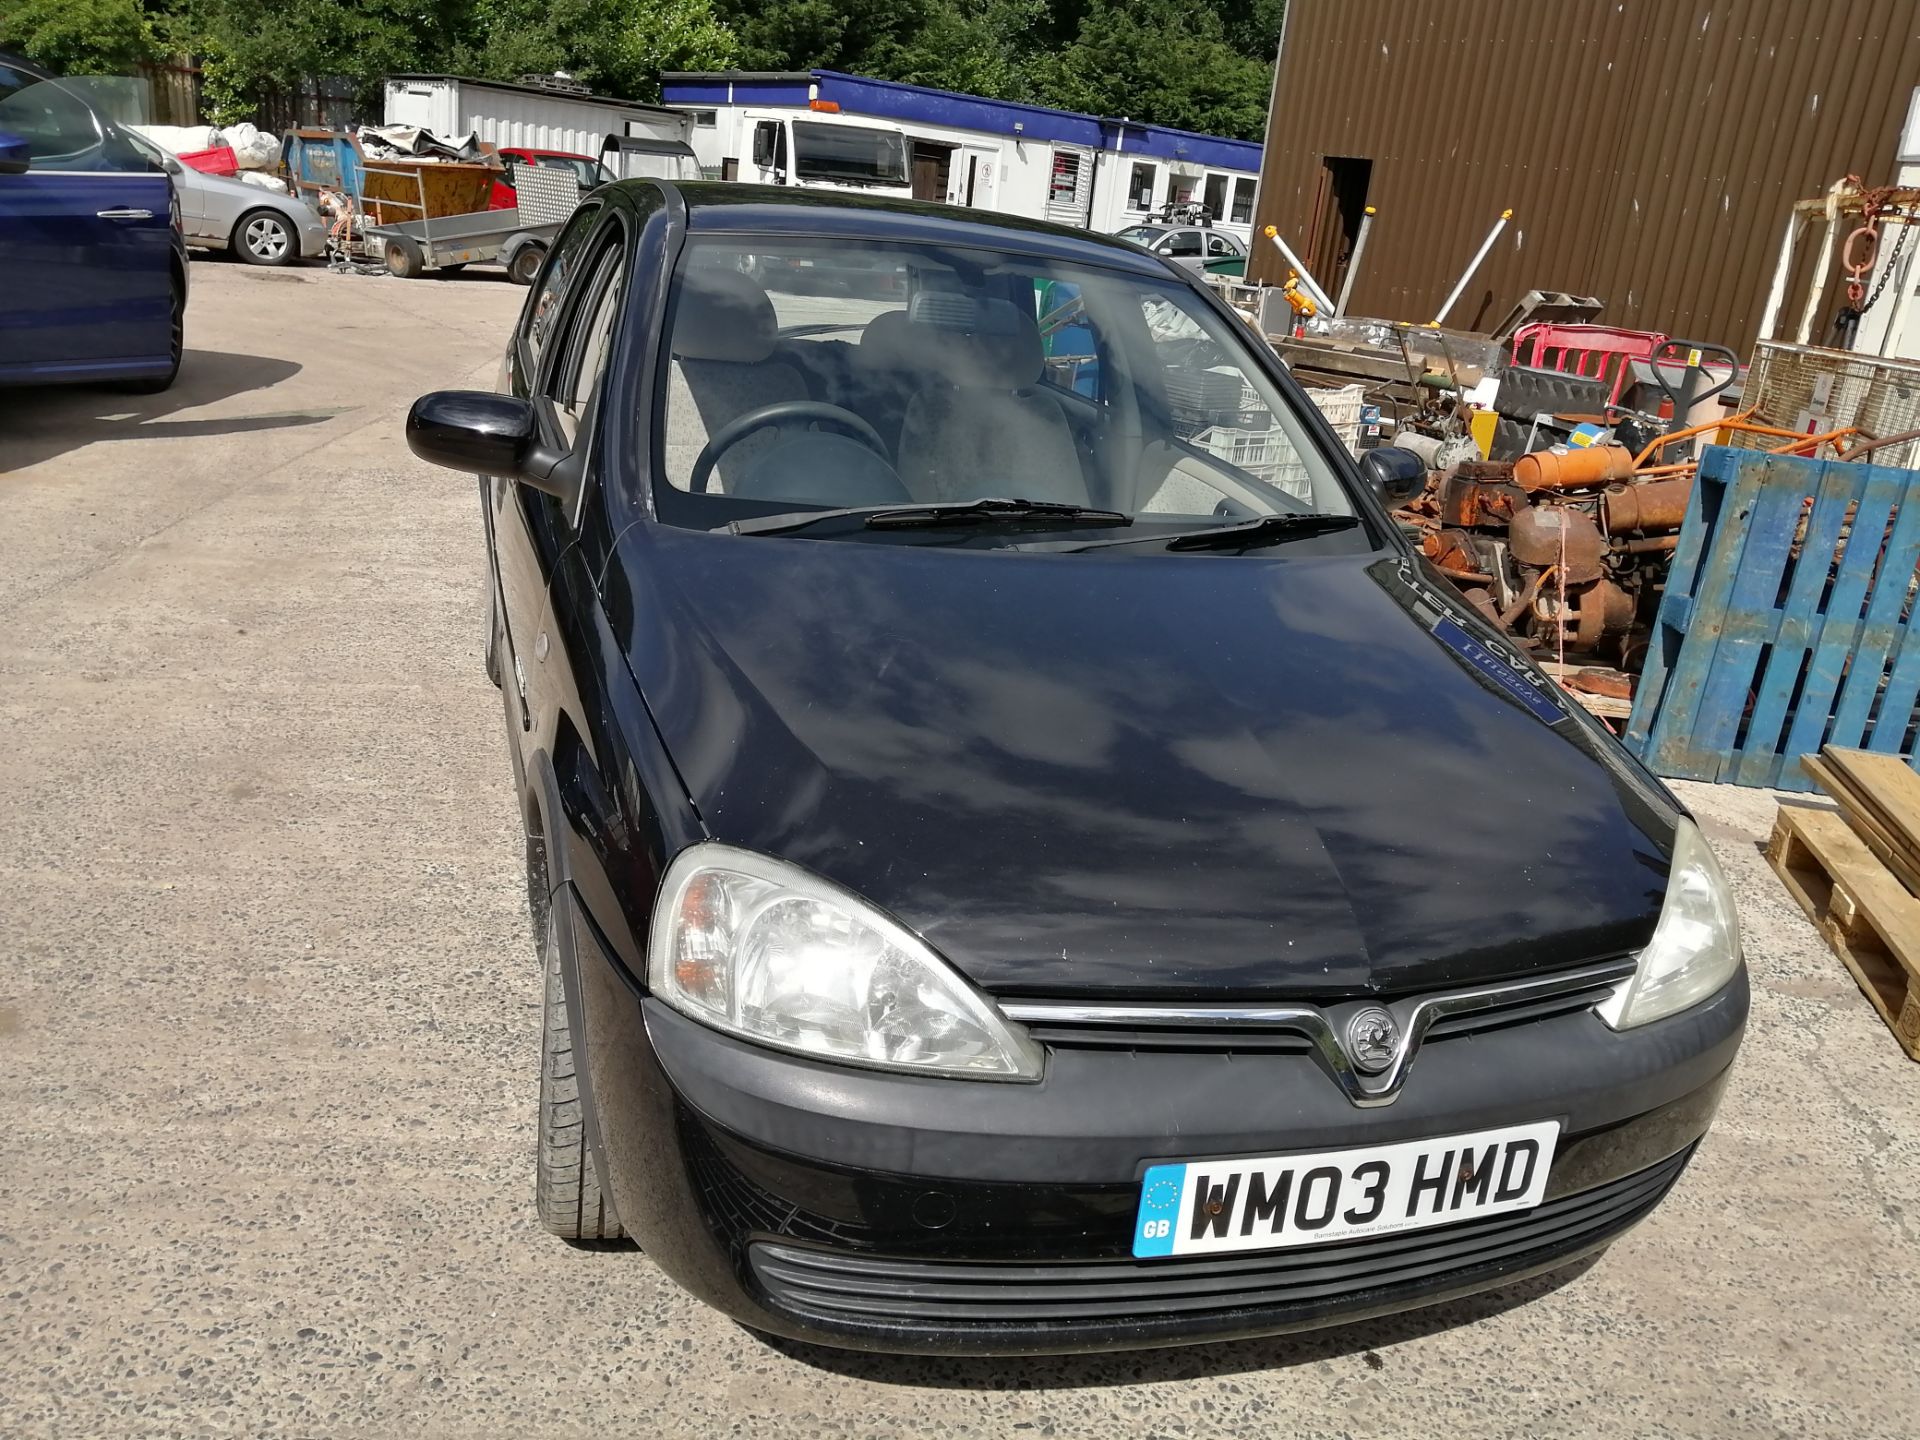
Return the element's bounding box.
[178,145,239,177]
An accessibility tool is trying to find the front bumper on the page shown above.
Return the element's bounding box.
[572,914,1746,1355]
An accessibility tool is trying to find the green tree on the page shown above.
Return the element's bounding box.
[886,0,1050,102]
[710,0,930,76]
[0,0,160,75]
[180,0,468,120]
[1035,0,1271,139]
[459,0,735,101]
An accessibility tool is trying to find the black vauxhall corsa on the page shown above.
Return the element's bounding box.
[406,182,1746,1355]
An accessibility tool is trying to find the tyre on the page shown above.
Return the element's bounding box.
[116,269,184,394]
[384,238,425,279]
[234,209,296,266]
[508,244,546,286]
[536,903,624,1241]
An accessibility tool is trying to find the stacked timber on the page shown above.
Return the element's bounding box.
[1767,747,1920,1061]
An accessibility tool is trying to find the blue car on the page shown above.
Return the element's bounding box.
[0,55,188,391]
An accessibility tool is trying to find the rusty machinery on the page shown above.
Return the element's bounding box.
[1415,446,1671,671]
[1410,413,1869,676]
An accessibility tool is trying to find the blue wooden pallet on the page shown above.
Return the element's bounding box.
[1625,446,1920,790]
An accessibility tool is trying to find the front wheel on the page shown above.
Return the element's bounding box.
[536,905,624,1241]
[116,269,184,394]
[234,209,295,266]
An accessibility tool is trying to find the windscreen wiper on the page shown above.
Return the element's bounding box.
[1069,513,1360,553]
[725,497,1131,538]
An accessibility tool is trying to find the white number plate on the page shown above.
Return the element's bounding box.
[1132,1120,1560,1258]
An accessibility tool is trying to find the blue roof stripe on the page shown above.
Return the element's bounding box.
[660,69,1261,174]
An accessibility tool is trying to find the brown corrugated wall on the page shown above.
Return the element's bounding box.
[1250,0,1920,353]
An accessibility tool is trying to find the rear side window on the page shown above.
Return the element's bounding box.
[520,202,602,368]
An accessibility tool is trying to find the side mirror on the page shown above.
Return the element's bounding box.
[0,131,31,176]
[751,123,774,169]
[405,391,579,507]
[1359,445,1429,507]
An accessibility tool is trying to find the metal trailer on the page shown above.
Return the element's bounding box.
[360,161,575,281]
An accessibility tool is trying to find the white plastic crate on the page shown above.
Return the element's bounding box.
[1194,425,1312,501]
[1304,383,1366,457]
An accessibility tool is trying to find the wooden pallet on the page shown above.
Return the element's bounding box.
[1802,749,1920,896]
[1626,447,1920,789]
[1767,803,1920,1061]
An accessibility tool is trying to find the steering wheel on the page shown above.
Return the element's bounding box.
[689,401,889,494]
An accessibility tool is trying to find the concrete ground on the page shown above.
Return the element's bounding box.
[2,261,1916,1440]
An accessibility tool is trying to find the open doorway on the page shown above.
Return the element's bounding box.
[1307,156,1373,305]
[911,141,955,202]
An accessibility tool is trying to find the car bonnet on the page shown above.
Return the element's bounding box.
[609,524,1676,1000]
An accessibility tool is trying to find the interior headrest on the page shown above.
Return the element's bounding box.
[906,295,1044,387]
[671,269,777,363]
[857,308,915,367]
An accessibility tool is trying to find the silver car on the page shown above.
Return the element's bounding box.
[1114,223,1247,273]
[126,133,327,266]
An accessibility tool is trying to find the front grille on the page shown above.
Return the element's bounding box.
[750,1146,1690,1328]
[1005,959,1634,1055]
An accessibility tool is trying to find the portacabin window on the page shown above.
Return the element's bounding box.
[1128,161,1156,211]
[1231,176,1256,225]
[1048,149,1082,207]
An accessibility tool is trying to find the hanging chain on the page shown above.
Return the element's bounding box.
[1860,212,1912,315]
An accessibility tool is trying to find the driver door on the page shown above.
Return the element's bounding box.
[492,202,608,732]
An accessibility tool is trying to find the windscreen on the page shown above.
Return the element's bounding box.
[652,235,1359,547]
[790,121,909,187]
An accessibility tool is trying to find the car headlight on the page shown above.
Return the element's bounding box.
[648,843,1043,1080]
[1598,819,1741,1029]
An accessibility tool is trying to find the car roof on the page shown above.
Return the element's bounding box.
[663,181,1176,278]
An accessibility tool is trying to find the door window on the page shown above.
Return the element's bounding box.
[520,202,602,368]
[1203,173,1228,222]
[545,243,625,447]
[1163,231,1202,258]
[0,65,146,171]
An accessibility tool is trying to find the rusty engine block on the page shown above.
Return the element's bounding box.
[1412,447,1686,670]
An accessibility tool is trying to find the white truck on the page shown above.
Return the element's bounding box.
[694,107,916,200]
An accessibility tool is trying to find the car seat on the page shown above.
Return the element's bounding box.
[662,269,810,492]
[891,296,1089,506]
